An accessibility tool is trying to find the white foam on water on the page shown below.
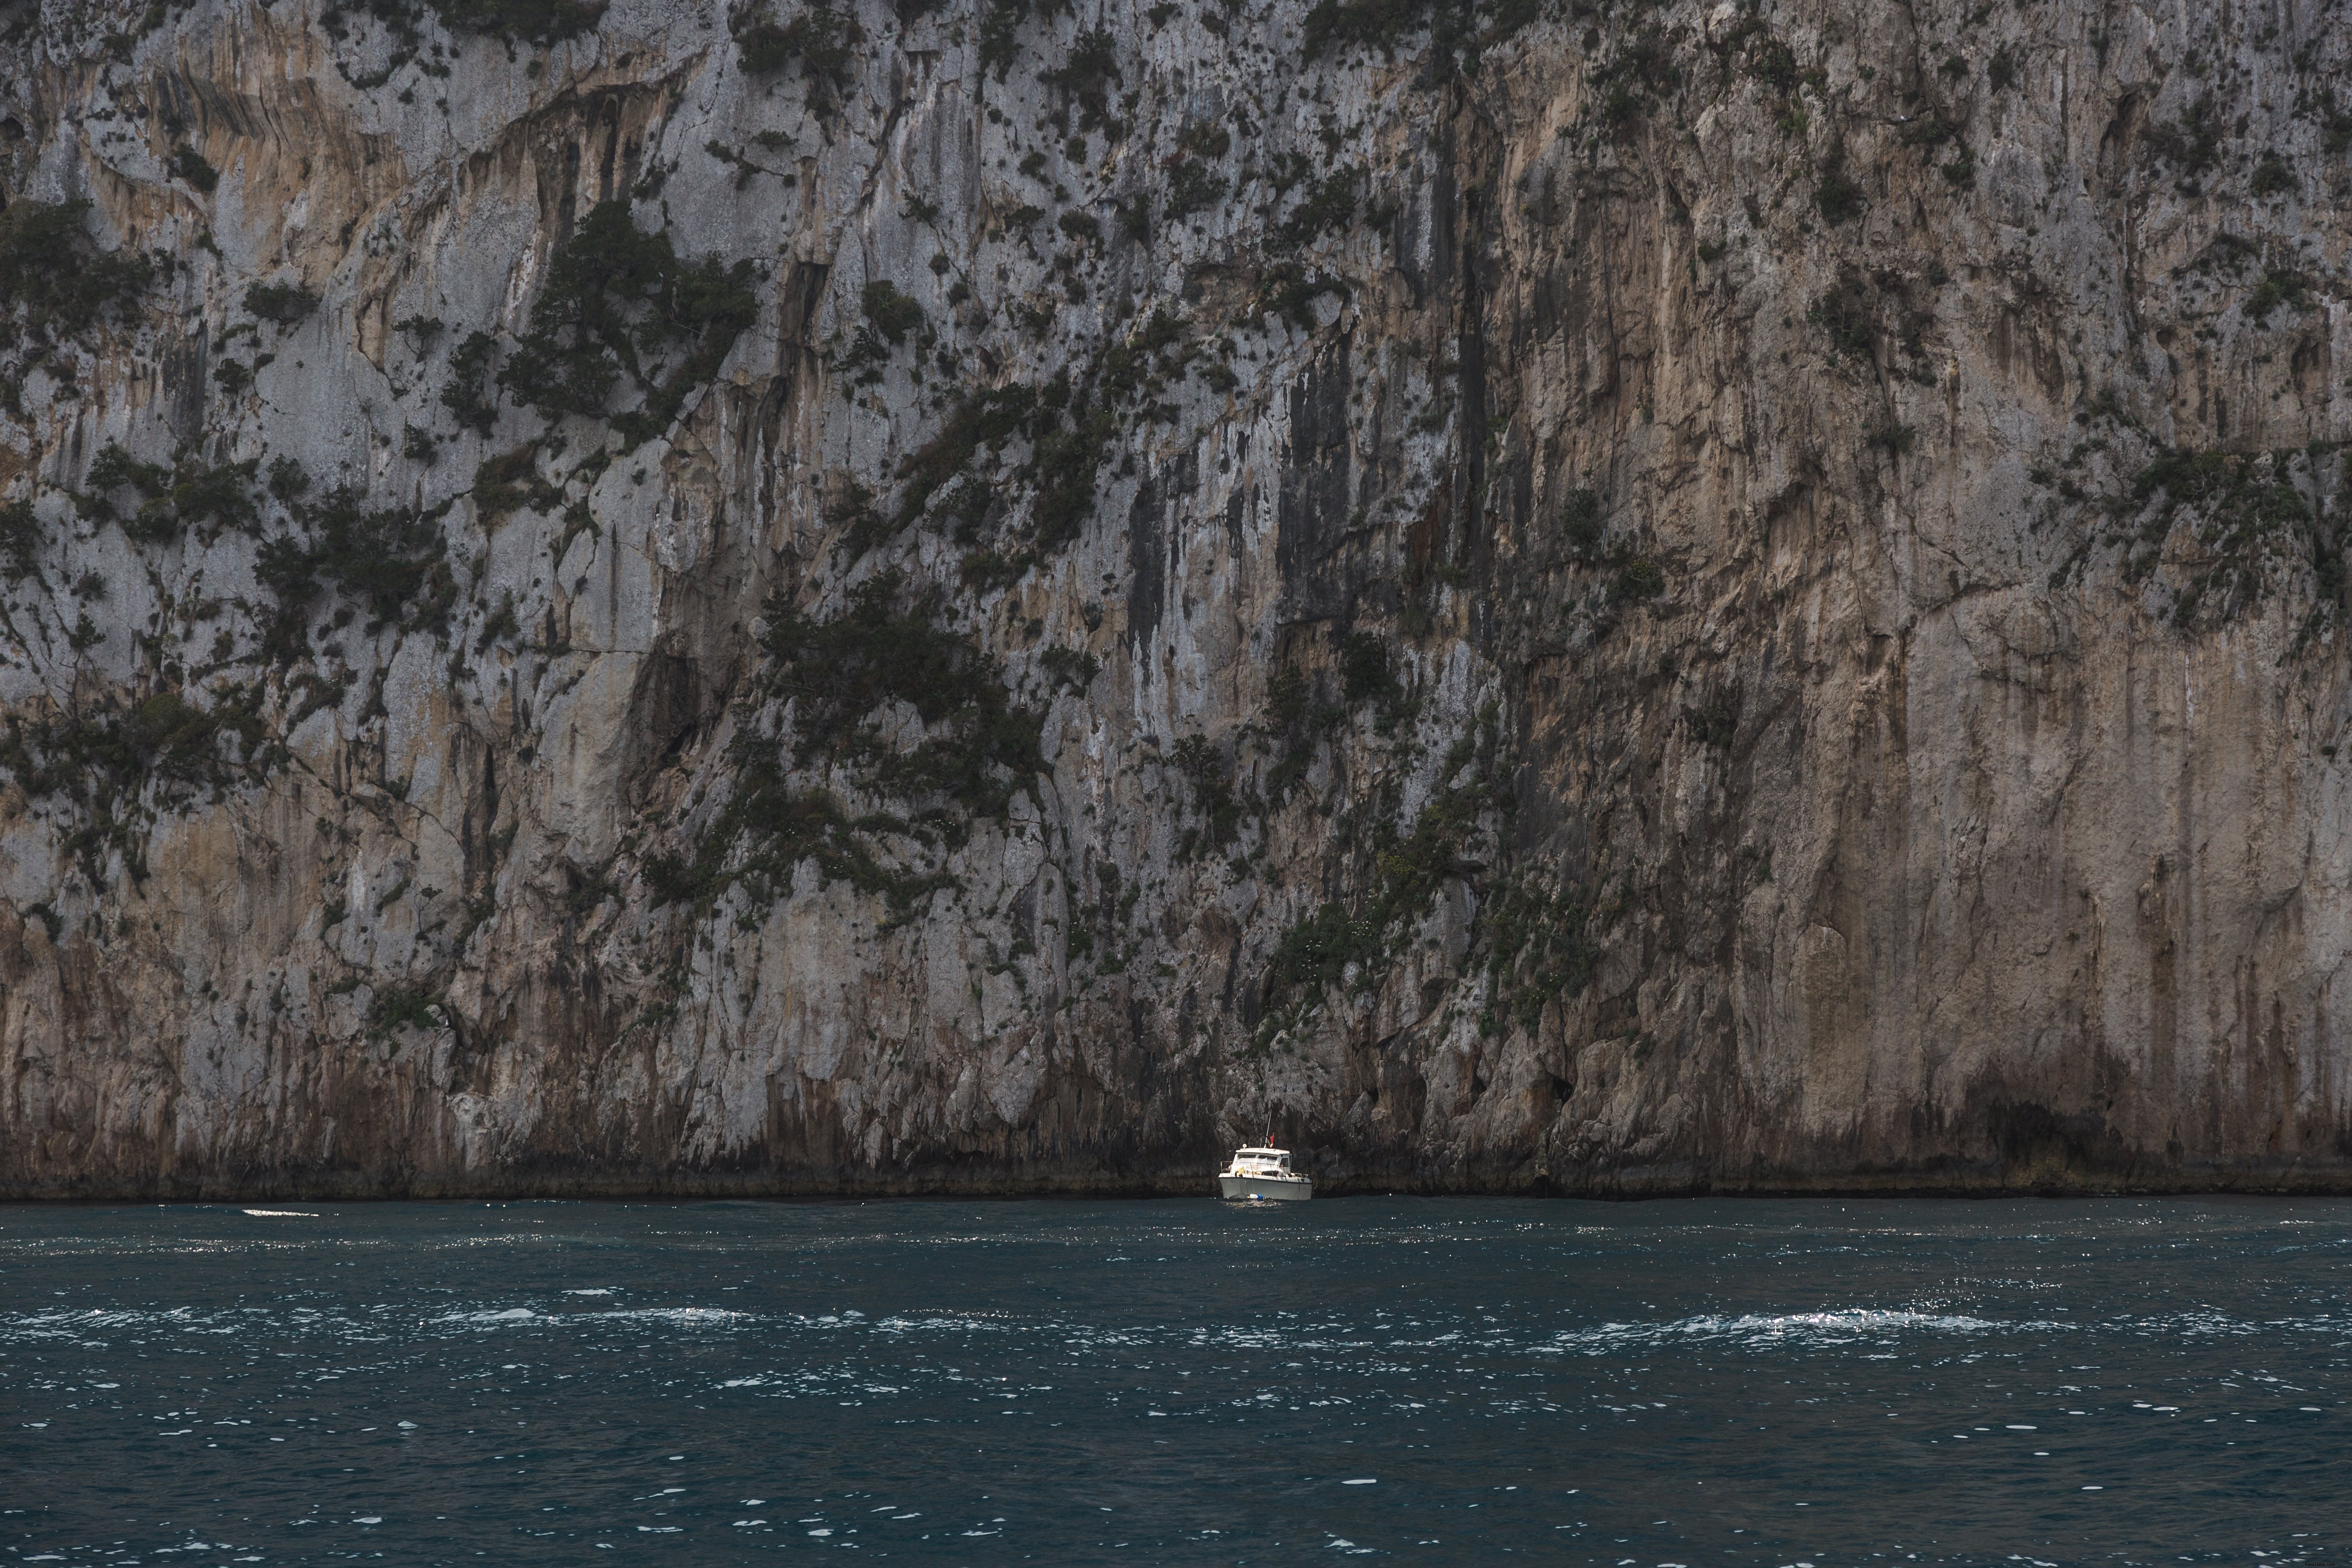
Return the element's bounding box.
[436,1304,746,1333]
[584,1308,751,1327]
[565,1288,614,1296]
[1341,1477,1377,1485]
[1546,1307,2072,1353]
[241,1210,317,1218]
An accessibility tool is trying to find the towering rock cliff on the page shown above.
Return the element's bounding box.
[0,0,2347,1197]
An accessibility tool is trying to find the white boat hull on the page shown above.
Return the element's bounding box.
[1219,1173,1313,1201]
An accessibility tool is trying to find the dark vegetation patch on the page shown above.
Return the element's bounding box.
[79,444,258,544]
[2250,153,2296,199]
[2301,90,2352,157]
[1170,734,1248,859]
[0,200,149,347]
[472,444,561,523]
[1591,26,1680,128]
[1813,173,1862,225]
[2113,448,2320,629]
[861,280,924,344]
[1038,646,1099,692]
[0,500,39,580]
[1610,556,1664,602]
[2049,431,2343,634]
[1301,0,1537,71]
[244,281,319,324]
[1558,486,1605,560]
[0,684,271,881]
[343,0,604,48]
[1480,878,1601,1032]
[838,279,927,377]
[499,200,759,446]
[890,385,1036,531]
[757,573,1043,809]
[1164,156,1227,220]
[1280,167,1360,243]
[169,147,219,192]
[646,573,1041,918]
[730,2,858,111]
[2248,269,2310,324]
[441,330,500,433]
[255,472,458,660]
[430,0,604,39]
[1807,279,1875,360]
[1261,663,1343,799]
[863,362,1116,575]
[2144,93,2222,190]
[1254,709,1501,1048]
[367,985,444,1038]
[1249,262,1348,330]
[1039,26,1120,132]
[1341,630,1397,707]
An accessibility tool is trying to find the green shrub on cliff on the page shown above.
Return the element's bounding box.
[1040,27,1121,130]
[730,1,857,106]
[244,281,319,324]
[499,201,759,447]
[471,445,560,524]
[170,147,220,192]
[429,0,604,42]
[1814,174,1862,225]
[80,444,259,545]
[0,200,149,345]
[0,499,40,580]
[2099,448,2318,629]
[756,572,1043,813]
[441,330,501,434]
[1301,0,1533,68]
[646,575,1041,920]
[0,682,271,881]
[1254,709,1503,1048]
[860,280,925,345]
[256,487,457,660]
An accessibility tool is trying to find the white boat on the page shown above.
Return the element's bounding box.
[1218,1145,1313,1201]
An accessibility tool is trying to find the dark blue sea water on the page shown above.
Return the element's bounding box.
[3,1198,2348,1564]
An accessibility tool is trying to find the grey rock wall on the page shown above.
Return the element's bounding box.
[0,0,2348,1196]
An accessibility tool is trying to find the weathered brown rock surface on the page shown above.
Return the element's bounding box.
[0,0,2347,1198]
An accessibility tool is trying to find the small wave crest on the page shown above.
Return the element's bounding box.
[436,1305,750,1328]
[1546,1307,2073,1353]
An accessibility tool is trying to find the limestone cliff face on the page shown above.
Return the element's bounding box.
[0,0,2347,1197]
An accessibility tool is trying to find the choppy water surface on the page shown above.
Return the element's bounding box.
[4,1198,2349,1564]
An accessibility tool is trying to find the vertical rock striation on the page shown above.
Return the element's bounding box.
[0,0,2348,1196]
